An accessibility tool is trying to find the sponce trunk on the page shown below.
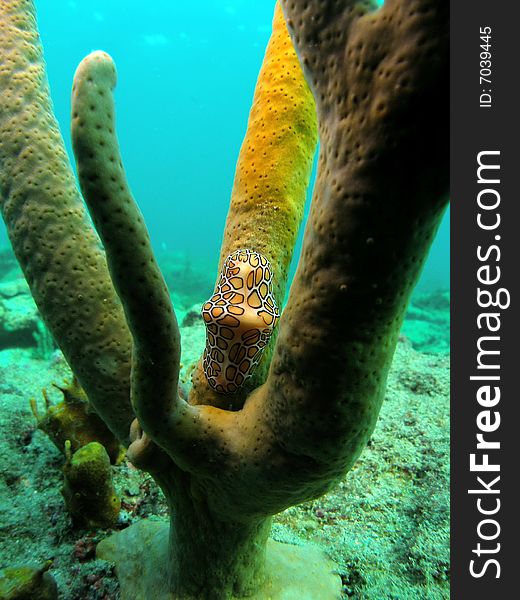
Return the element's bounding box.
[168,501,272,599]
[96,483,341,599]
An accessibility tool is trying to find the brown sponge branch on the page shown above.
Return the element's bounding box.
[256,0,449,481]
[0,0,134,443]
[70,50,253,478]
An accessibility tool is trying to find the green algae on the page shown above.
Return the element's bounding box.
[0,561,57,600]
[62,441,121,529]
[31,378,123,465]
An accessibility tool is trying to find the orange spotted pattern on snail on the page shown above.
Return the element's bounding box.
[201,249,280,394]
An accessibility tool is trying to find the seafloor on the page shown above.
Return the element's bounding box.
[0,245,449,599]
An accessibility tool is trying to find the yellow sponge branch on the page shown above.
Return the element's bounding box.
[220,3,317,303]
[190,2,318,406]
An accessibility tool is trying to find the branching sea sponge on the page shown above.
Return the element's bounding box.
[0,0,134,443]
[0,0,448,598]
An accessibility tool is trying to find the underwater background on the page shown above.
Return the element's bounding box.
[0,1,449,598]
[0,0,450,297]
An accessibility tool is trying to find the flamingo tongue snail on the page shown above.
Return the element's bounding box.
[201,249,280,393]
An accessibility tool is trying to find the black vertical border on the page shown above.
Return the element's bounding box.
[451,0,520,597]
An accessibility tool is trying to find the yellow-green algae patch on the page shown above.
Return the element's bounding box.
[31,378,123,464]
[62,441,120,528]
[0,561,57,600]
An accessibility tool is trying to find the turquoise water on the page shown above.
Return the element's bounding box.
[0,0,449,295]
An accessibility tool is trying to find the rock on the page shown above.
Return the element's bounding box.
[0,278,40,349]
[0,561,58,600]
[97,519,341,600]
